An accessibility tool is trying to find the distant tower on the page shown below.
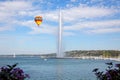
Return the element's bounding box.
[57,10,64,58]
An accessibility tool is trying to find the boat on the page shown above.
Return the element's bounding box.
[13,53,16,58]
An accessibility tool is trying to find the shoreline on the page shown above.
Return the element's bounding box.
[45,56,120,62]
[0,55,120,62]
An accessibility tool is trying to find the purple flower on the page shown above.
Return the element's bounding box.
[93,62,120,80]
[115,64,120,68]
[11,68,24,74]
[1,66,9,72]
[11,68,29,80]
[0,63,29,80]
[105,71,112,80]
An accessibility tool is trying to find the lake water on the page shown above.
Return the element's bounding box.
[0,56,119,80]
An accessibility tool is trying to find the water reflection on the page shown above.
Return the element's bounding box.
[56,60,64,80]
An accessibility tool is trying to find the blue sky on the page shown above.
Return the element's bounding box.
[0,0,120,55]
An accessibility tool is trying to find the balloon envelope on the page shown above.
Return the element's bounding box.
[34,16,42,26]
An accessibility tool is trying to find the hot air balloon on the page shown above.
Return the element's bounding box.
[34,16,43,26]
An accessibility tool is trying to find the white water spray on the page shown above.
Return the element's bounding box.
[57,10,64,58]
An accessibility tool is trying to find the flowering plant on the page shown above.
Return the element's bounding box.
[93,62,120,80]
[0,63,29,80]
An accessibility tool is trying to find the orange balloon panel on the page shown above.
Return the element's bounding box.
[34,16,43,26]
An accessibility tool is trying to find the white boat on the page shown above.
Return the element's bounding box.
[13,53,16,58]
[44,58,47,61]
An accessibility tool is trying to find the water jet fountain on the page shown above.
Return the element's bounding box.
[57,10,64,58]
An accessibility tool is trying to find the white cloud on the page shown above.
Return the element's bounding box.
[0,26,13,31]
[71,0,77,2]
[63,6,116,22]
[0,1,32,19]
[0,0,33,31]
[112,38,120,41]
[63,31,75,36]
[28,25,57,35]
[0,0,119,36]
[64,20,120,34]
[64,20,120,30]
[17,4,118,23]
[86,28,120,34]
[43,11,59,22]
[0,1,31,11]
[19,20,57,35]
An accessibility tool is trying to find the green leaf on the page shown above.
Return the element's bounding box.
[12,63,18,68]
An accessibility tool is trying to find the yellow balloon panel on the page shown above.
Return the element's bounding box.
[35,21,42,26]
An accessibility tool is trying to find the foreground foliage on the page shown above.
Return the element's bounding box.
[93,62,120,80]
[0,63,29,80]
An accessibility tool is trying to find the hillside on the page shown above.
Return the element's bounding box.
[65,50,120,58]
[39,50,120,58]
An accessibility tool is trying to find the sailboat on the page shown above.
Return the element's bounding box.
[13,53,16,58]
